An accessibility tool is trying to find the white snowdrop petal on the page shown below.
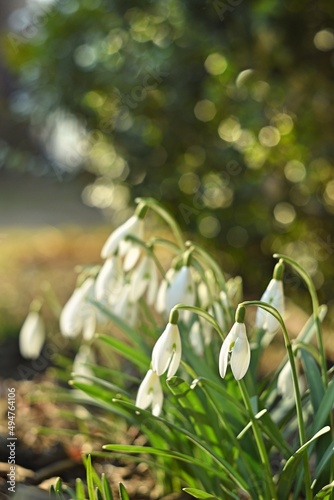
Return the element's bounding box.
[166,266,195,312]
[123,245,141,272]
[82,309,96,341]
[146,262,159,306]
[19,312,45,359]
[95,258,119,301]
[60,288,84,337]
[136,370,155,410]
[218,338,230,379]
[156,279,168,314]
[230,336,250,380]
[129,257,150,301]
[167,346,182,378]
[152,332,171,376]
[189,321,204,356]
[101,215,140,259]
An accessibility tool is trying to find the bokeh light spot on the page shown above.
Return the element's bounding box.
[204,53,228,75]
[194,100,216,122]
[284,160,306,183]
[218,117,241,142]
[178,172,200,194]
[258,126,280,147]
[198,216,221,238]
[314,29,334,51]
[273,202,296,225]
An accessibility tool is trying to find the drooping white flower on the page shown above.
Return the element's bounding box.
[101,215,144,270]
[156,268,175,314]
[19,310,45,360]
[255,278,284,344]
[112,283,138,327]
[95,256,123,304]
[72,345,95,381]
[189,317,212,356]
[189,321,204,356]
[129,255,159,305]
[219,321,250,380]
[152,322,182,377]
[156,264,196,317]
[277,360,306,401]
[60,278,96,339]
[136,369,163,416]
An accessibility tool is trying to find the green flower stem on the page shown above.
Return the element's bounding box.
[185,242,234,326]
[273,253,328,388]
[237,379,277,500]
[241,300,312,500]
[185,241,227,292]
[273,254,334,492]
[170,305,225,342]
[135,197,186,250]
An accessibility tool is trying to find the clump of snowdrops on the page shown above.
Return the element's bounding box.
[20,198,334,500]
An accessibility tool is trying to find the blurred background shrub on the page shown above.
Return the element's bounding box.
[1,0,334,310]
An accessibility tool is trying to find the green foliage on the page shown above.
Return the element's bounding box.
[50,199,333,499]
[3,0,334,301]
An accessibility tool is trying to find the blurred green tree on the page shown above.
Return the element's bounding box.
[3,0,334,306]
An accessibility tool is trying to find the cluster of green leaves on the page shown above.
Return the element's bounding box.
[3,0,334,300]
[50,455,129,500]
[71,307,334,499]
[54,197,332,499]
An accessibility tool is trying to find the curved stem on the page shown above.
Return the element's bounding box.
[171,304,225,341]
[241,300,312,499]
[136,197,186,251]
[186,242,234,326]
[238,379,277,500]
[273,253,328,388]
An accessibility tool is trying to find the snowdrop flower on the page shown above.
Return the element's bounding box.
[189,321,204,356]
[219,306,250,380]
[72,345,95,382]
[101,209,146,270]
[277,360,306,401]
[129,255,159,305]
[136,369,163,416]
[113,283,138,327]
[95,256,123,304]
[156,268,176,314]
[255,261,284,345]
[157,264,196,316]
[152,312,182,377]
[60,278,96,339]
[19,310,45,359]
[165,265,196,312]
[189,317,212,356]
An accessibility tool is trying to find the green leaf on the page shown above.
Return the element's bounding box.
[109,399,249,492]
[70,380,134,420]
[97,334,149,370]
[183,487,219,499]
[167,376,219,445]
[311,381,334,435]
[119,483,130,500]
[277,427,331,500]
[312,441,334,486]
[314,481,334,499]
[300,348,324,414]
[75,478,86,500]
[86,455,95,500]
[101,473,113,500]
[54,477,63,493]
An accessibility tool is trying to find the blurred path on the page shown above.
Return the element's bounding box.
[0,170,103,227]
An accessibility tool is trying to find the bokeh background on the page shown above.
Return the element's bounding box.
[1,0,334,341]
